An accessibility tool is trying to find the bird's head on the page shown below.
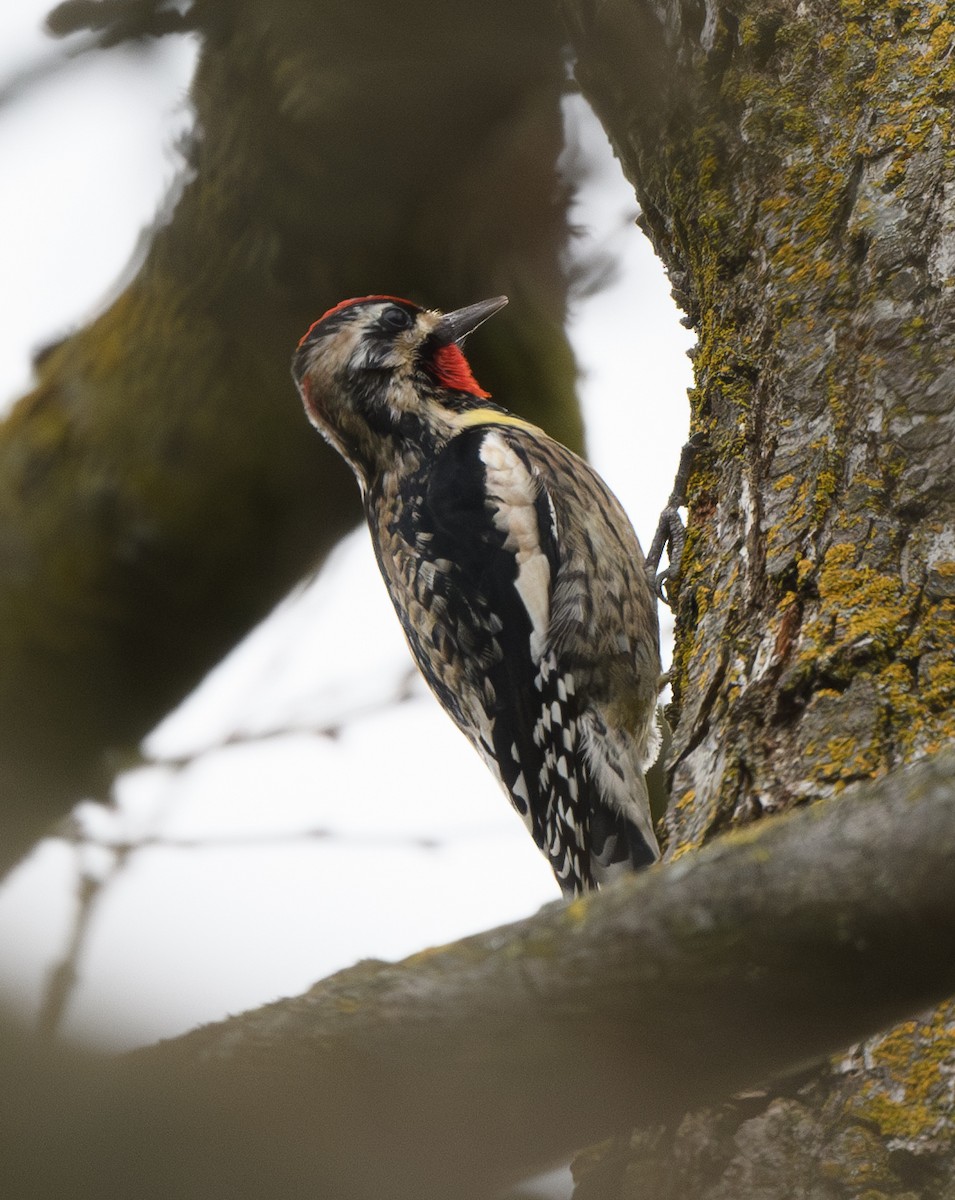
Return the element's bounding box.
[292,294,508,487]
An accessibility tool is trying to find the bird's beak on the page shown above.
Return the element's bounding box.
[433,296,508,345]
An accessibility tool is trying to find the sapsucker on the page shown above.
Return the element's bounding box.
[292,295,661,896]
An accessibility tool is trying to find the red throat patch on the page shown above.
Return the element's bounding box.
[431,343,490,398]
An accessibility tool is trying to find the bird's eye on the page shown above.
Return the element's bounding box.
[380,305,413,332]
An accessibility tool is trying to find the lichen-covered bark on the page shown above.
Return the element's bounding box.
[563,0,955,1193]
[0,0,577,869]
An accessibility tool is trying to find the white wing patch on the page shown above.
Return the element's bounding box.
[479,430,551,660]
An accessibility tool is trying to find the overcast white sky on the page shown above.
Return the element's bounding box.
[0,7,693,1052]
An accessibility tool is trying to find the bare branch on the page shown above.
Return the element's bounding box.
[138,666,420,772]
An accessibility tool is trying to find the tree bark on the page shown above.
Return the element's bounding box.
[563,0,955,1193]
[5,750,955,1200]
[0,0,578,869]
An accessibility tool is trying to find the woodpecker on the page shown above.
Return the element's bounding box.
[292,295,661,896]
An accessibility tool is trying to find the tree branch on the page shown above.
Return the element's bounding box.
[63,748,953,1199]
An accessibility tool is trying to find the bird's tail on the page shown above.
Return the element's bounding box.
[588,781,660,888]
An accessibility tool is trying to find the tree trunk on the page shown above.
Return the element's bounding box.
[0,0,577,869]
[563,0,955,1193]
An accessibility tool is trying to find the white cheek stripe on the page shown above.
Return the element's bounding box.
[479,430,551,660]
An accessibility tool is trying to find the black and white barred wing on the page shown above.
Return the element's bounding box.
[416,424,600,892]
[379,421,658,896]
